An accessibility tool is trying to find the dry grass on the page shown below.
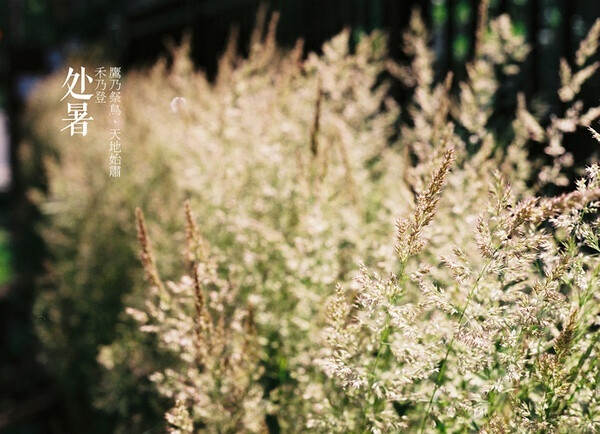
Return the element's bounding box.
[24,5,600,433]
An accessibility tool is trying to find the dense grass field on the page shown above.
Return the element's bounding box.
[9,4,600,433]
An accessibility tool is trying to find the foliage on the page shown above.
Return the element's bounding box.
[24,4,600,433]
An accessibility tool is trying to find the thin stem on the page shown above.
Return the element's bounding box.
[419,255,494,433]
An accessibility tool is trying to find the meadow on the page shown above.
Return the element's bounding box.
[22,5,600,432]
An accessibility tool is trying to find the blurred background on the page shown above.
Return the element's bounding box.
[1,0,599,432]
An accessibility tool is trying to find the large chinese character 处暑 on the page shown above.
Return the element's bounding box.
[61,102,93,136]
[61,67,93,101]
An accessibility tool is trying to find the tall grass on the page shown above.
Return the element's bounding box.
[24,4,600,432]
